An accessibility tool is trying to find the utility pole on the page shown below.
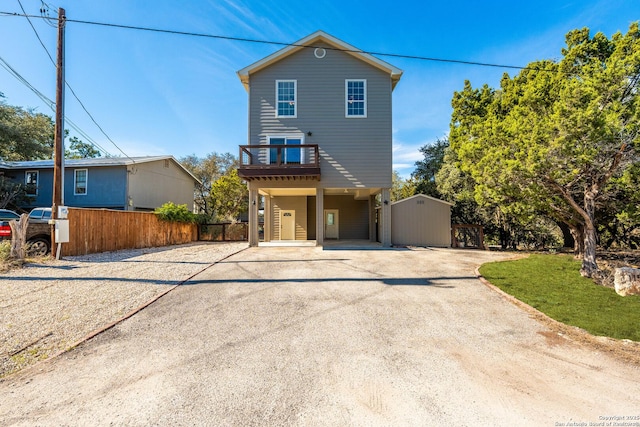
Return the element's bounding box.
[52,7,65,258]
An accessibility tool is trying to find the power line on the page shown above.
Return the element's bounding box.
[17,0,54,64]
[13,3,135,161]
[0,10,542,72]
[0,55,112,157]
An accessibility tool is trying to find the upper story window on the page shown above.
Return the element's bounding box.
[25,170,38,195]
[276,80,297,118]
[74,169,88,195]
[346,79,367,118]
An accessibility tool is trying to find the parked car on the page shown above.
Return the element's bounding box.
[25,208,52,255]
[28,207,52,222]
[0,221,11,240]
[0,209,20,222]
[0,208,52,255]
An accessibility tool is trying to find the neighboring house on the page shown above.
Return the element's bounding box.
[390,194,453,247]
[0,156,200,211]
[237,31,403,247]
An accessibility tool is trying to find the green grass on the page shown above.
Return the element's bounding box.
[479,254,640,342]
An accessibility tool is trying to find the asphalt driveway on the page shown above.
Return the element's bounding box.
[1,246,638,426]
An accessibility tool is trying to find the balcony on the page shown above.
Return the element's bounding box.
[238,144,321,181]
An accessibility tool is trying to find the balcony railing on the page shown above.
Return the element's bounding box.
[238,144,321,180]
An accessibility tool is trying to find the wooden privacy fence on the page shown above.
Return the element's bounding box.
[62,208,198,256]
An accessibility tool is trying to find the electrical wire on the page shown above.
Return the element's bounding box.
[0,10,546,72]
[14,2,133,161]
[0,55,112,157]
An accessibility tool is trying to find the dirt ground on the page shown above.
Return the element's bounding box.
[1,246,639,425]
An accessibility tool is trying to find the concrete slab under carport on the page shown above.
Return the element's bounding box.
[258,239,388,250]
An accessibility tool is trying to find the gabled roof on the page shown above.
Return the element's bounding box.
[237,30,403,91]
[392,193,454,207]
[2,155,201,185]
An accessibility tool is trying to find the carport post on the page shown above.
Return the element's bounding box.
[369,195,376,242]
[315,188,324,246]
[248,188,259,247]
[381,188,391,247]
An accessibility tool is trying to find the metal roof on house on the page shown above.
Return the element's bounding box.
[237,30,403,91]
[2,156,202,185]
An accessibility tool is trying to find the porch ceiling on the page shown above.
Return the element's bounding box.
[325,188,381,200]
[258,187,381,199]
[259,188,317,197]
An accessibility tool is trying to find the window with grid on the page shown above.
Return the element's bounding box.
[346,79,366,117]
[276,80,297,117]
[74,169,88,195]
[25,171,38,195]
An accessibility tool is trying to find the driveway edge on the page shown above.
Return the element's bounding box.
[475,266,640,366]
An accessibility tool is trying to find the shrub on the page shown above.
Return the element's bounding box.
[0,240,10,262]
[154,202,197,223]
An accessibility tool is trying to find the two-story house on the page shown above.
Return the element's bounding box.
[237,30,403,247]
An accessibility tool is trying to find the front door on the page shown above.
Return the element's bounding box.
[280,210,296,240]
[324,209,339,240]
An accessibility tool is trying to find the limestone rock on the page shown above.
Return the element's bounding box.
[614,267,640,296]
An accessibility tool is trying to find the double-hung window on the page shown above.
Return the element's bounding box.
[345,79,367,118]
[25,171,38,195]
[276,80,297,118]
[74,169,88,195]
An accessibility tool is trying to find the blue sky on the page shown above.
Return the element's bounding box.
[1,0,638,178]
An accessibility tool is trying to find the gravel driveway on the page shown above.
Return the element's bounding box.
[1,246,639,425]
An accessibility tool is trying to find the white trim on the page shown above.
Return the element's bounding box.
[74,168,88,196]
[275,79,297,118]
[25,170,38,195]
[345,79,367,118]
[237,31,403,91]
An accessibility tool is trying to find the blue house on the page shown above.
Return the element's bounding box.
[0,156,199,211]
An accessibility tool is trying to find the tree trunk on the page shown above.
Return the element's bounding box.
[9,214,29,260]
[580,192,599,278]
[569,224,584,257]
[557,221,575,249]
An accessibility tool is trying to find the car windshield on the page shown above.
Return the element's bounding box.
[0,210,19,219]
[29,209,51,220]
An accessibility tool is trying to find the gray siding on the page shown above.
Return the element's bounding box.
[271,196,308,240]
[249,43,393,189]
[391,195,452,247]
[324,195,369,240]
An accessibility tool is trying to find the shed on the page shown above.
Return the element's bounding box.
[391,194,453,247]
